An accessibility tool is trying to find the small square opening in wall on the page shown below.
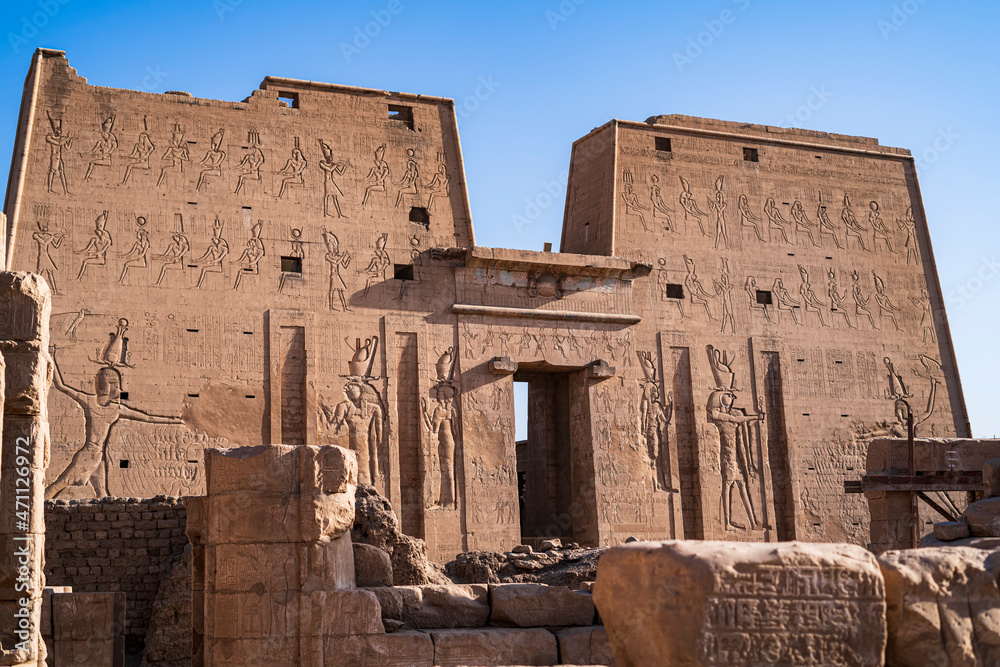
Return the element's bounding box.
[665,283,685,299]
[387,104,414,129]
[119,460,129,469]
[278,91,299,109]
[409,206,430,227]
[119,391,129,401]
[394,264,415,281]
[281,256,303,273]
[743,147,759,162]
[756,290,773,305]
[655,136,672,152]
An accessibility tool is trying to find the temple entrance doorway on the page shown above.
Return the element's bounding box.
[513,368,579,548]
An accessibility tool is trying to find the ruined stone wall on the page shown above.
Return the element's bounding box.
[44,497,188,646]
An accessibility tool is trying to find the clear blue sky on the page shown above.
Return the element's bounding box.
[2,0,997,438]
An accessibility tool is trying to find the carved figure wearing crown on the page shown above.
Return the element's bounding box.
[47,320,183,500]
[706,345,764,532]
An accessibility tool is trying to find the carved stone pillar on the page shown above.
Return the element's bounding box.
[0,273,52,666]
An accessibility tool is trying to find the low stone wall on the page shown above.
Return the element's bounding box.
[44,496,188,652]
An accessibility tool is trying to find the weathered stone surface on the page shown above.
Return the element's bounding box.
[879,547,1000,666]
[54,639,116,666]
[429,627,558,667]
[985,458,1000,498]
[368,586,404,622]
[963,497,1000,537]
[52,591,124,640]
[395,584,490,629]
[446,546,605,589]
[323,630,434,667]
[140,545,191,667]
[352,485,450,585]
[932,521,970,541]
[489,583,595,628]
[920,534,1000,549]
[594,541,885,666]
[558,625,614,666]
[311,589,384,636]
[354,542,393,587]
[540,538,561,551]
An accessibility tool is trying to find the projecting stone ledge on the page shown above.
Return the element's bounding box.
[489,356,518,375]
[451,303,641,325]
[593,541,886,667]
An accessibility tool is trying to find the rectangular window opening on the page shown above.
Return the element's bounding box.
[243,331,254,335]
[387,104,414,129]
[245,395,256,399]
[409,206,430,227]
[119,391,129,401]
[755,290,772,305]
[665,283,685,299]
[187,393,199,398]
[281,256,303,273]
[394,264,415,281]
[655,136,672,152]
[278,91,299,109]
[119,460,129,469]
[743,147,759,162]
[186,329,199,333]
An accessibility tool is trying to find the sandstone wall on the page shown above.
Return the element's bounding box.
[43,497,188,649]
[559,115,970,547]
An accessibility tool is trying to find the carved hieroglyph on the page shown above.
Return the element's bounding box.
[594,541,887,667]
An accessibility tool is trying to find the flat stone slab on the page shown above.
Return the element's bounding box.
[593,540,886,666]
[932,521,970,541]
[429,628,557,667]
[322,630,434,667]
[490,583,595,627]
[394,584,490,629]
[879,547,1000,667]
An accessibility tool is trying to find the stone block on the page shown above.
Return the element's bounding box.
[298,489,356,542]
[205,445,299,495]
[311,589,384,636]
[52,591,123,640]
[879,547,1000,666]
[210,590,299,640]
[558,625,614,665]
[593,541,886,666]
[303,445,358,495]
[395,584,489,629]
[368,586,404,621]
[963,497,1000,537]
[300,532,356,592]
[488,356,518,374]
[354,542,393,587]
[54,639,115,666]
[208,636,298,665]
[932,521,970,541]
[489,583,595,627]
[323,630,434,667]
[0,272,50,344]
[1,349,50,415]
[984,457,1000,498]
[209,543,299,593]
[430,627,558,667]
